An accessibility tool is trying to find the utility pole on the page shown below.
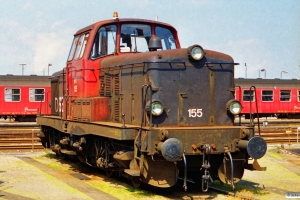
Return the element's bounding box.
[48,63,52,75]
[19,63,26,75]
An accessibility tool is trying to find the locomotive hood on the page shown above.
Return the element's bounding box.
[99,47,234,69]
[98,47,237,127]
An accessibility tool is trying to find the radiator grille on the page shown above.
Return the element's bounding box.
[100,71,120,122]
[114,74,120,122]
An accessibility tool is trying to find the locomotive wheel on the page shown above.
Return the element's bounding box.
[105,169,114,178]
[218,160,244,184]
[131,177,141,188]
[60,153,67,160]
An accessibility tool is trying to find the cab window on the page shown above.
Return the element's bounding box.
[68,33,89,61]
[155,26,176,50]
[120,24,151,53]
[91,25,117,59]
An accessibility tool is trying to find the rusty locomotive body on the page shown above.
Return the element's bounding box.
[37,13,266,191]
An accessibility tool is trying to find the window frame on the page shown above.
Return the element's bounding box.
[261,90,274,102]
[68,33,89,61]
[242,89,255,102]
[90,24,117,59]
[29,88,45,102]
[280,90,291,102]
[4,88,21,102]
[155,26,177,50]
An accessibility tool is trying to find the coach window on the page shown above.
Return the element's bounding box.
[280,90,291,102]
[155,26,176,50]
[91,25,117,59]
[29,88,45,102]
[298,90,300,101]
[243,90,255,101]
[262,90,273,102]
[4,88,20,102]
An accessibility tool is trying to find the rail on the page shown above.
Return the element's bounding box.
[0,124,43,151]
[255,125,300,145]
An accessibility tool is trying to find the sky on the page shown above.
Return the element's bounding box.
[0,0,299,79]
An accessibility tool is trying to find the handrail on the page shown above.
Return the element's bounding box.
[249,86,261,136]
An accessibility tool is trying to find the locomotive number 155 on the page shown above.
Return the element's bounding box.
[188,109,203,117]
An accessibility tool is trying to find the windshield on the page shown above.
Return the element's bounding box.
[155,26,176,50]
[90,25,117,59]
[119,24,177,53]
[120,24,151,53]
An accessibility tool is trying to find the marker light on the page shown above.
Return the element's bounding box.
[113,12,118,19]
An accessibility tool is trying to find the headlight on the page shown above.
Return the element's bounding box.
[226,100,242,115]
[146,100,164,116]
[187,45,205,61]
[151,101,164,116]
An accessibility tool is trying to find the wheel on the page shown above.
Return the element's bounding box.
[218,160,244,184]
[60,153,67,160]
[76,157,82,166]
[131,177,141,188]
[105,169,114,178]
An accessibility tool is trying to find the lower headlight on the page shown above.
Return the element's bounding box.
[151,101,164,116]
[226,100,242,115]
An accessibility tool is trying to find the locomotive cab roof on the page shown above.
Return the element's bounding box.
[75,18,177,38]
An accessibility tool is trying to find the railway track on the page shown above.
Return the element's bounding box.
[255,122,300,145]
[0,120,298,150]
[0,123,44,151]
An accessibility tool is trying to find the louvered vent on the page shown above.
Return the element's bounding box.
[114,74,120,122]
[73,101,81,121]
[105,74,111,96]
[100,73,112,97]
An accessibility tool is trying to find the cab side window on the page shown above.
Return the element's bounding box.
[91,25,117,59]
[68,33,89,61]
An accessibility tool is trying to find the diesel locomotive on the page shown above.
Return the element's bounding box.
[37,13,266,192]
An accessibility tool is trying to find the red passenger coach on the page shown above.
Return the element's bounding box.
[0,75,51,122]
[235,78,300,119]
